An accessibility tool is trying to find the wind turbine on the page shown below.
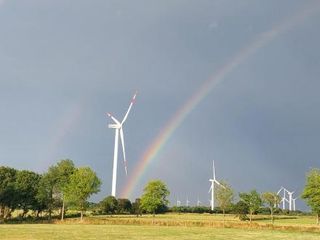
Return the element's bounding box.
[107,92,137,197]
[176,198,181,207]
[208,160,224,211]
[287,190,295,211]
[197,196,201,207]
[186,197,190,207]
[277,186,289,210]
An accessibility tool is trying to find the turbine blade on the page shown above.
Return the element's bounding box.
[213,160,216,180]
[121,91,137,125]
[208,184,212,193]
[277,188,283,195]
[215,180,226,189]
[119,128,128,175]
[107,113,121,125]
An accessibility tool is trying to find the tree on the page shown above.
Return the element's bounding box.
[0,167,17,220]
[301,168,320,224]
[140,180,170,216]
[239,190,262,223]
[36,170,58,220]
[65,167,101,221]
[131,198,142,217]
[262,192,280,224]
[36,159,75,220]
[99,196,118,215]
[14,170,41,218]
[53,159,75,220]
[118,198,132,214]
[215,181,234,225]
[233,200,249,221]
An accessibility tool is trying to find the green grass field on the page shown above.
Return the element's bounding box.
[0,214,319,239]
[0,224,320,240]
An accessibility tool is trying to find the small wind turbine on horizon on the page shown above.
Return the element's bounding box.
[197,196,201,207]
[277,186,289,209]
[208,160,224,211]
[107,92,137,197]
[176,198,181,207]
[292,197,298,211]
[186,197,190,207]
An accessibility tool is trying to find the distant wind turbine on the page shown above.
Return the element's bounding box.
[176,198,181,207]
[292,197,298,211]
[107,92,137,197]
[197,196,201,207]
[287,190,295,211]
[186,197,190,207]
[277,187,296,211]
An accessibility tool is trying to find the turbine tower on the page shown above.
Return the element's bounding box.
[107,92,137,197]
[186,197,190,207]
[176,198,181,207]
[197,196,201,207]
[208,160,224,211]
[287,190,294,211]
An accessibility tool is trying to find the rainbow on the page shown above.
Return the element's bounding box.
[39,103,84,171]
[121,2,320,199]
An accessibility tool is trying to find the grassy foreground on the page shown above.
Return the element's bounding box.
[0,224,320,240]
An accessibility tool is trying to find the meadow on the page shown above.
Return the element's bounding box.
[1,213,320,240]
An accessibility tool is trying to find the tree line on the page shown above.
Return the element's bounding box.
[0,159,101,221]
[1,160,320,225]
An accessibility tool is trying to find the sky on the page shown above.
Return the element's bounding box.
[0,0,320,210]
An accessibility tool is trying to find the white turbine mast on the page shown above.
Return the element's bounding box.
[197,196,201,207]
[292,197,298,211]
[287,190,295,211]
[208,160,224,211]
[186,197,190,207]
[107,91,137,197]
[277,186,288,210]
[176,198,181,207]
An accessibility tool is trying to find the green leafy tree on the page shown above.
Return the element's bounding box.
[262,192,281,224]
[36,159,75,220]
[131,198,142,216]
[14,170,41,218]
[54,159,75,220]
[99,196,118,215]
[118,198,132,214]
[301,168,320,224]
[140,180,170,216]
[216,182,234,217]
[0,167,17,220]
[239,190,262,223]
[65,167,101,221]
[233,200,249,221]
[36,170,58,220]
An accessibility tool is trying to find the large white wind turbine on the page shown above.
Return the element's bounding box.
[107,92,137,197]
[208,160,224,211]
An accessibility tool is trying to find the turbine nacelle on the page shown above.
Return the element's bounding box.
[108,124,121,129]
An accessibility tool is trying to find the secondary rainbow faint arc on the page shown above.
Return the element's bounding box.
[121,2,320,198]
